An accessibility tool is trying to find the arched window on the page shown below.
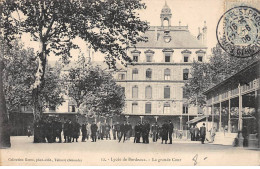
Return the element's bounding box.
[145,102,152,114]
[183,69,189,80]
[146,68,152,80]
[164,86,170,98]
[132,102,138,114]
[145,86,152,99]
[163,102,170,114]
[132,68,138,80]
[132,86,138,98]
[164,68,171,80]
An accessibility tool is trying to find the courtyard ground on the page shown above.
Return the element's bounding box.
[0,136,259,166]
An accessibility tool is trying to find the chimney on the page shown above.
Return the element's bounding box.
[202,21,207,46]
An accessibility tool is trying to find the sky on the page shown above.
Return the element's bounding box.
[20,0,258,63]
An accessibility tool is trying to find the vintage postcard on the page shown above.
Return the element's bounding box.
[0,0,259,166]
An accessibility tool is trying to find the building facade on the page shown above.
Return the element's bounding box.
[115,3,208,129]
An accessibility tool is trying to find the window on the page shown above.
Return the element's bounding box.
[164,86,170,98]
[132,68,138,80]
[133,55,138,62]
[165,54,171,62]
[118,73,125,80]
[183,105,188,114]
[69,105,76,112]
[146,54,152,62]
[132,86,138,98]
[163,103,170,114]
[183,69,189,80]
[198,56,203,62]
[145,86,152,99]
[145,102,151,114]
[184,56,189,62]
[146,69,152,80]
[132,103,138,114]
[164,69,170,80]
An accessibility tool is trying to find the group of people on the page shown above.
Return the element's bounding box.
[32,117,207,144]
[132,120,174,144]
[33,117,63,143]
[189,123,207,144]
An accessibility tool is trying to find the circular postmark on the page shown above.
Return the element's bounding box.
[216,6,260,58]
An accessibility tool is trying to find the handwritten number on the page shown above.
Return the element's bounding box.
[192,154,198,166]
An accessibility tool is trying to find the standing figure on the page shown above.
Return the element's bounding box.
[209,127,216,143]
[63,119,69,143]
[55,118,62,143]
[27,125,32,137]
[200,123,206,144]
[67,119,73,143]
[115,122,120,140]
[86,122,91,140]
[72,121,80,142]
[105,122,111,140]
[134,122,141,143]
[190,125,195,141]
[168,120,174,144]
[81,123,87,142]
[100,122,105,140]
[194,125,200,141]
[143,121,150,144]
[91,121,98,142]
[119,121,127,143]
[161,121,169,144]
[126,121,132,140]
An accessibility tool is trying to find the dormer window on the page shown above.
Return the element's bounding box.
[195,50,206,62]
[181,49,191,63]
[131,49,141,62]
[162,48,174,63]
[144,49,154,62]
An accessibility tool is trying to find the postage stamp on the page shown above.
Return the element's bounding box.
[216,6,260,58]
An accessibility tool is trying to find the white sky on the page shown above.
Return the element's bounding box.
[21,0,258,63]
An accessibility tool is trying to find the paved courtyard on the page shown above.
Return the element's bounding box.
[0,136,259,166]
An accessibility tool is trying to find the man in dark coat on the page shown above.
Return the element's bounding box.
[119,121,128,143]
[168,120,174,144]
[200,123,206,144]
[91,121,98,142]
[67,119,73,143]
[63,119,69,143]
[143,121,150,144]
[190,125,195,141]
[105,122,111,140]
[161,121,169,144]
[72,121,80,142]
[134,122,141,143]
[81,123,87,142]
